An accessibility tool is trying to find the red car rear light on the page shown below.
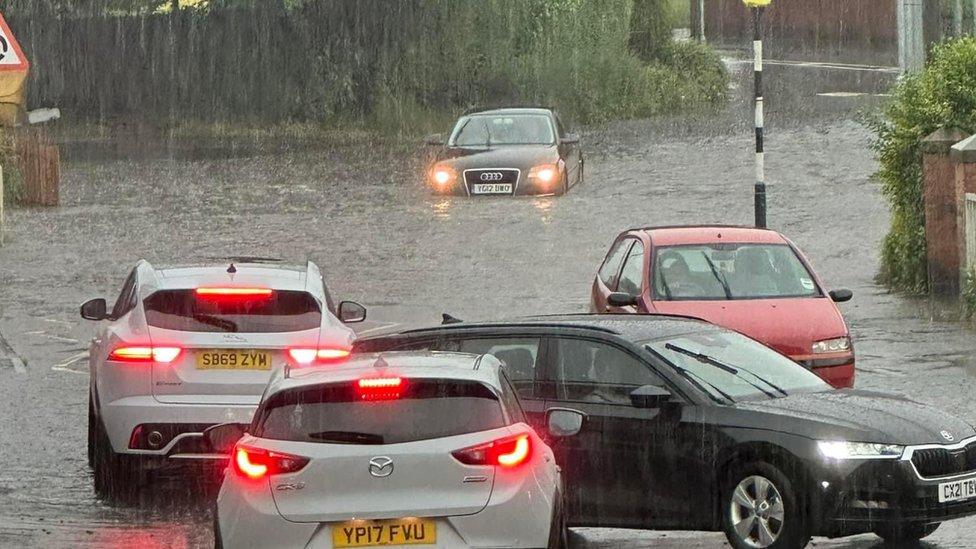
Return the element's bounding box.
[232,446,309,480]
[195,287,274,299]
[452,434,531,468]
[357,377,404,401]
[287,347,351,365]
[108,346,182,363]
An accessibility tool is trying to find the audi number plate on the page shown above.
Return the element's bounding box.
[332,519,436,547]
[195,349,271,370]
[939,476,976,503]
[471,183,513,194]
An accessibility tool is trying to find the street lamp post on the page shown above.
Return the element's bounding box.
[743,0,771,228]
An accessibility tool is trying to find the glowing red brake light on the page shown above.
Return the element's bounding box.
[452,434,532,468]
[232,446,309,480]
[108,346,182,363]
[357,377,404,400]
[195,287,273,298]
[287,347,351,365]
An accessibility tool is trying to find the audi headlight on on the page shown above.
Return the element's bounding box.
[818,441,904,460]
[812,336,851,354]
[430,165,456,187]
[528,163,559,183]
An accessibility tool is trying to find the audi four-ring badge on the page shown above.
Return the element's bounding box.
[214,352,577,549]
[425,107,584,196]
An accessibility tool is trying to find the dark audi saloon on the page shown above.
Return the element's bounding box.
[356,314,976,549]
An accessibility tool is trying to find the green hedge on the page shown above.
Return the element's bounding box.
[870,38,976,293]
[965,269,976,318]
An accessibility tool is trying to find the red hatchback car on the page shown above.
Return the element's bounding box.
[590,225,855,388]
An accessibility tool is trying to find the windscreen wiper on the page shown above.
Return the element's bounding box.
[664,343,787,398]
[646,346,734,404]
[701,252,732,299]
[308,431,385,445]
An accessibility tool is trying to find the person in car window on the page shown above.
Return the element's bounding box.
[730,247,778,297]
[658,252,704,299]
[583,348,626,404]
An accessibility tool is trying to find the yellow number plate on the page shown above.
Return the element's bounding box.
[195,350,271,370]
[332,519,436,547]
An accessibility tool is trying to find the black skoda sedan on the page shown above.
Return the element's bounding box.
[423,107,583,196]
[355,314,976,549]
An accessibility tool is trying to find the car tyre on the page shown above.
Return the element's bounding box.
[547,495,569,549]
[91,410,141,501]
[721,462,810,549]
[87,392,97,469]
[873,522,940,544]
[213,509,225,549]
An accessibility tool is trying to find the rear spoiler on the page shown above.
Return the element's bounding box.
[442,313,463,325]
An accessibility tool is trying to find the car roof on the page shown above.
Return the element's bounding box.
[463,107,553,117]
[269,351,505,395]
[370,314,720,344]
[624,225,788,247]
[151,262,310,292]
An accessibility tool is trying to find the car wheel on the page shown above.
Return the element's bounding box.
[213,508,225,549]
[92,412,140,501]
[873,522,940,544]
[721,462,810,549]
[547,494,569,549]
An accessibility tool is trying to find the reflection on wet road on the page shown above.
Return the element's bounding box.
[1,68,976,547]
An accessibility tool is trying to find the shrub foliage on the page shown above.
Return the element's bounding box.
[870,38,976,293]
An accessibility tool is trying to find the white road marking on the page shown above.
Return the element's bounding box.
[51,352,88,375]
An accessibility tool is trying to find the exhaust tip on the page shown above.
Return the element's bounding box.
[147,430,164,449]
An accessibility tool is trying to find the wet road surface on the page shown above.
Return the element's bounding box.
[2,61,976,548]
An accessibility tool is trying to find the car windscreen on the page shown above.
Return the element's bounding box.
[450,114,555,146]
[642,330,830,402]
[253,379,506,445]
[653,243,821,300]
[143,289,321,333]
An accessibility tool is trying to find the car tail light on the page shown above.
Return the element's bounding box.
[108,346,182,363]
[232,446,309,480]
[195,287,273,299]
[287,347,351,365]
[357,377,404,400]
[452,434,531,468]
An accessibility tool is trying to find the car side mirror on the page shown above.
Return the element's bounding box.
[546,407,586,438]
[607,292,639,307]
[829,289,853,303]
[203,423,247,454]
[338,301,367,323]
[560,134,580,145]
[80,298,108,321]
[630,385,672,409]
[424,133,444,146]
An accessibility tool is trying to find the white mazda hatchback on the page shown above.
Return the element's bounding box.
[211,352,581,549]
[81,259,366,498]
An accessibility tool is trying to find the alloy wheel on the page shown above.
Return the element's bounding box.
[728,474,785,548]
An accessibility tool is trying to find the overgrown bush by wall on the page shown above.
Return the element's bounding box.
[7,0,727,131]
[965,268,976,318]
[869,37,976,293]
[0,131,22,206]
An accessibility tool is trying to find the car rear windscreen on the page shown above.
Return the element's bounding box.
[253,379,505,445]
[144,289,321,333]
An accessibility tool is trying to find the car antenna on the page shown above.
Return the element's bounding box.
[442,313,463,325]
[227,263,237,274]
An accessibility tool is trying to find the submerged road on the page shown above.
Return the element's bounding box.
[1,62,975,548]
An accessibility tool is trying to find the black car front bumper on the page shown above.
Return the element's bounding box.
[809,449,976,537]
[432,168,558,196]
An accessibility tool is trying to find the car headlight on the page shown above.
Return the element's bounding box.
[528,163,559,183]
[430,165,456,187]
[817,440,904,460]
[812,336,851,354]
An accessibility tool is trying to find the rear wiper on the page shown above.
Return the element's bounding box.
[192,313,237,332]
[308,431,384,445]
[664,343,787,398]
[701,252,732,299]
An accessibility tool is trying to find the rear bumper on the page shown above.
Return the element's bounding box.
[101,395,255,458]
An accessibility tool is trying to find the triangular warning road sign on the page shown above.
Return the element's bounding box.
[0,12,29,72]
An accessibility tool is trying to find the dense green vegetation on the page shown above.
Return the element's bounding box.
[965,269,976,319]
[9,0,728,132]
[869,38,976,293]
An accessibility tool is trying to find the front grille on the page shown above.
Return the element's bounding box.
[911,440,976,478]
[464,169,519,186]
